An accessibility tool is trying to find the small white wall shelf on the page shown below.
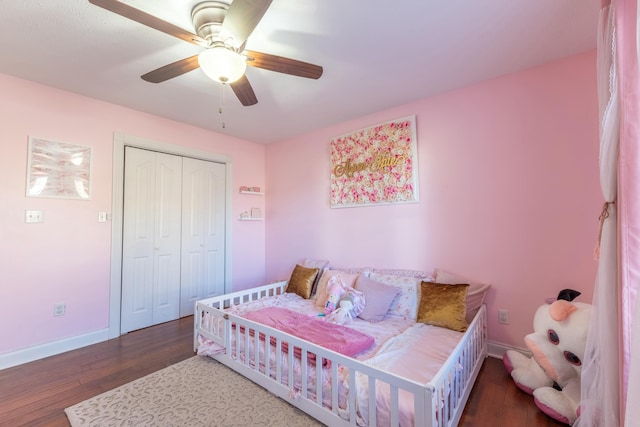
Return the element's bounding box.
[239,186,263,195]
[239,187,263,220]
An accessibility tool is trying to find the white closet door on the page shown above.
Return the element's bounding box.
[180,157,226,316]
[122,147,182,333]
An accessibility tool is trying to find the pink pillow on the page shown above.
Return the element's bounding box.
[315,270,359,309]
[302,258,330,296]
[355,276,401,322]
[435,269,491,323]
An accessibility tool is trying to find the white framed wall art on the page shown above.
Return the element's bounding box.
[26,136,92,200]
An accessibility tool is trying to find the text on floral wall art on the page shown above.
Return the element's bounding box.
[330,115,418,208]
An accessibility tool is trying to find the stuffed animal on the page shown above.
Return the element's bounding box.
[327,300,355,324]
[323,278,366,324]
[324,280,346,314]
[503,290,591,425]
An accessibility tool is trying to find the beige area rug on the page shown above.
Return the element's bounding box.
[65,356,324,427]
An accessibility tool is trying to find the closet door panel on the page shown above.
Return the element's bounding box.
[150,153,182,325]
[180,160,206,316]
[122,148,156,333]
[203,161,226,299]
[122,148,182,332]
[180,158,226,316]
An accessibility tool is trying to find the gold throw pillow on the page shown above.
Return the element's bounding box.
[417,281,469,332]
[286,264,319,299]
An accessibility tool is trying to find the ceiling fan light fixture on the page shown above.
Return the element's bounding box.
[198,47,247,84]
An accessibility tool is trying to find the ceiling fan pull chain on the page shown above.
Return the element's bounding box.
[219,82,226,128]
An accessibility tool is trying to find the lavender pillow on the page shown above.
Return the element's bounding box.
[355,276,401,322]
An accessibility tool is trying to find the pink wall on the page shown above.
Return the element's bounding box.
[0,50,600,357]
[0,74,265,355]
[265,51,600,348]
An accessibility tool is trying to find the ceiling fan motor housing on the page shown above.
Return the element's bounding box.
[191,1,230,43]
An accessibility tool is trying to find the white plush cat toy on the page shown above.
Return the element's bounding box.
[503,289,590,425]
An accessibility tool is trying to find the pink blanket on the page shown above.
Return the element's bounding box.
[242,307,374,359]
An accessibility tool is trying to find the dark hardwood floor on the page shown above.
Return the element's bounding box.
[459,356,566,427]
[0,317,195,426]
[0,317,565,427]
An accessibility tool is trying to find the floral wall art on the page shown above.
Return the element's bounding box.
[26,137,92,199]
[330,115,418,208]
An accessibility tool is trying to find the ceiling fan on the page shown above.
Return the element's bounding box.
[88,0,323,106]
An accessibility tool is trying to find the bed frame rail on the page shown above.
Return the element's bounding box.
[194,283,487,427]
[429,304,488,427]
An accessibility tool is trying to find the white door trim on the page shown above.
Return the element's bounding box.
[109,133,233,338]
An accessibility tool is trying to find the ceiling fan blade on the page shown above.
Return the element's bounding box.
[244,50,323,79]
[88,0,206,46]
[222,0,273,48]
[141,55,201,83]
[230,75,258,106]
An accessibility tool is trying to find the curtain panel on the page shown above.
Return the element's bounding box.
[615,0,640,424]
[576,3,621,426]
[578,1,639,426]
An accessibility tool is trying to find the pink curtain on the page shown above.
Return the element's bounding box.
[616,0,640,424]
[577,1,639,426]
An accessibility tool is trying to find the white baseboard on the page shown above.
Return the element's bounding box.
[487,341,531,359]
[0,328,110,370]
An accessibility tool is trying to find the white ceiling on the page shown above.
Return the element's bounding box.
[0,0,600,144]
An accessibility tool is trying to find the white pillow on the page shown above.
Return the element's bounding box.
[368,272,422,320]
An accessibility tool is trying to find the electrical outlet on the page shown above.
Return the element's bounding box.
[498,309,509,324]
[25,210,44,223]
[54,303,66,317]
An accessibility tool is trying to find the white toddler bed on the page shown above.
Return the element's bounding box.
[194,269,488,427]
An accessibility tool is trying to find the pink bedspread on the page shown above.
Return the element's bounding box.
[242,307,374,359]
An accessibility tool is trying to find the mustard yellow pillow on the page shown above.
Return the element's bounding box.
[286,264,319,299]
[417,281,469,332]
